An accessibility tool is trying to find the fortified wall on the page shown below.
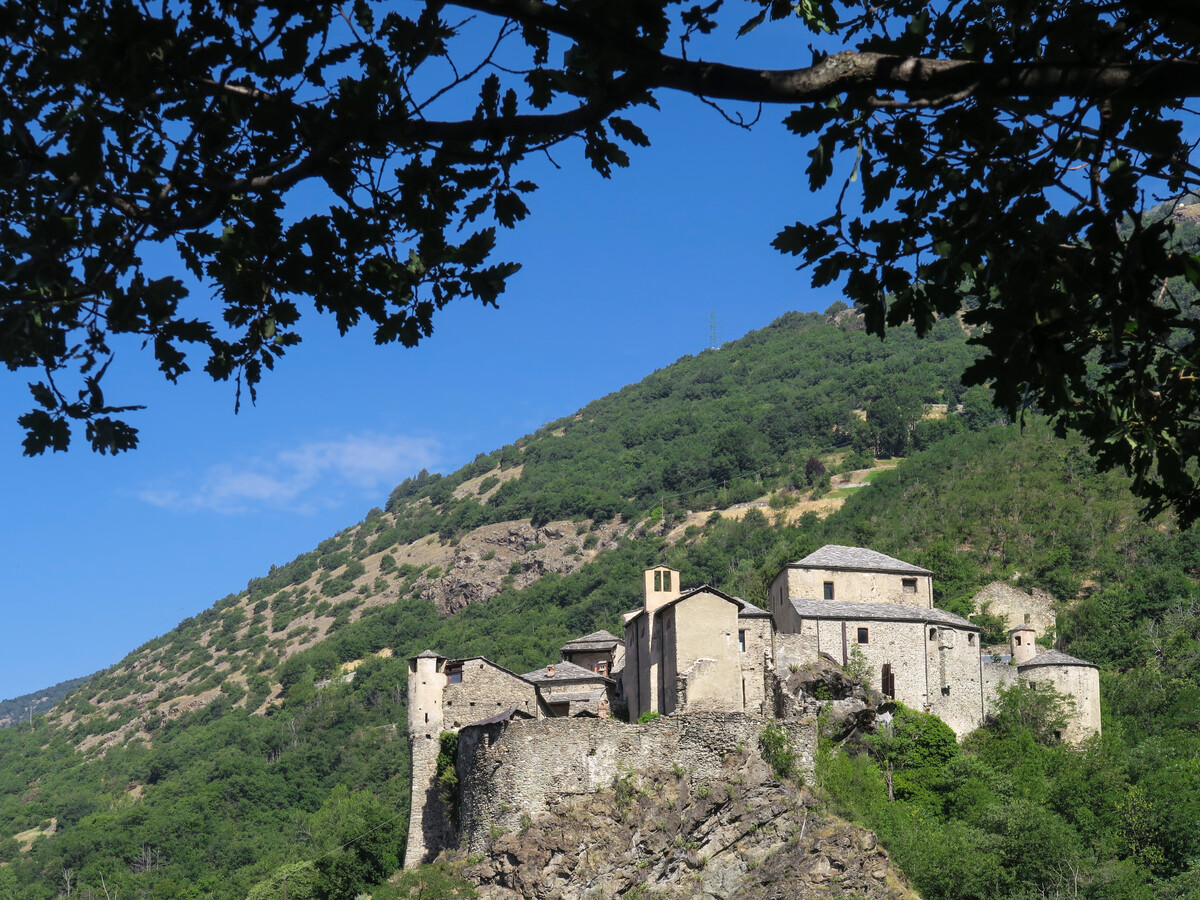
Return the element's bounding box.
[455,712,816,856]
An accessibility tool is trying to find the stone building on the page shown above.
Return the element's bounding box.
[770,545,934,609]
[405,544,1101,868]
[622,566,773,721]
[773,600,985,738]
[559,629,624,678]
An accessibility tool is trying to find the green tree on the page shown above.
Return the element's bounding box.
[309,786,403,899]
[5,1,1200,521]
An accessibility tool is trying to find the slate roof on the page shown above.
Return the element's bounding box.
[521,660,613,684]
[791,545,932,576]
[414,649,445,659]
[561,630,621,652]
[1019,650,1097,669]
[788,598,977,629]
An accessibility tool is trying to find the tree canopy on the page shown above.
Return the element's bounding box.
[3,0,1200,518]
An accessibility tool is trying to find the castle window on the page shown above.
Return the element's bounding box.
[823,582,835,601]
[654,571,662,591]
[968,634,975,646]
[1024,613,1031,624]
[857,627,869,644]
[941,686,951,696]
[446,662,463,684]
[881,664,895,698]
[902,578,917,594]
[929,628,937,640]
[1015,636,1022,646]
[738,630,746,652]
[663,570,672,591]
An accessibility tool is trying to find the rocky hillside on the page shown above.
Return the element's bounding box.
[464,754,915,900]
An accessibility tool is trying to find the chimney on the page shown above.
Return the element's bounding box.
[644,566,682,613]
[547,664,555,678]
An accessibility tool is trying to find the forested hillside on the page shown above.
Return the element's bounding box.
[0,309,1197,900]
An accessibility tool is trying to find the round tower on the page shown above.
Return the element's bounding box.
[1009,625,1037,664]
[405,650,448,868]
[407,649,447,739]
[1017,650,1101,744]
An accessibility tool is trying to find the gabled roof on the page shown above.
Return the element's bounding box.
[450,656,534,684]
[414,649,446,659]
[788,598,977,629]
[561,630,621,653]
[1019,650,1097,670]
[521,660,613,684]
[790,545,932,576]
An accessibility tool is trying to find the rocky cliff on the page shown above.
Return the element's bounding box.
[459,749,916,900]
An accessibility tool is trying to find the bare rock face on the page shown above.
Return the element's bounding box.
[778,656,890,744]
[458,751,915,900]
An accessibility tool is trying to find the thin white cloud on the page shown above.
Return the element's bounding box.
[139,433,440,514]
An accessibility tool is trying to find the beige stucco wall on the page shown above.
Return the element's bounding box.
[786,567,933,608]
[443,658,540,730]
[664,591,743,714]
[1019,664,1102,744]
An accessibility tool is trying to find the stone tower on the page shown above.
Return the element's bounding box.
[404,650,453,867]
[1018,650,1101,744]
[1009,625,1037,664]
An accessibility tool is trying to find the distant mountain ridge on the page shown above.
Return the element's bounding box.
[0,674,91,728]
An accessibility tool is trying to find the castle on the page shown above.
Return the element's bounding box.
[404,545,1100,866]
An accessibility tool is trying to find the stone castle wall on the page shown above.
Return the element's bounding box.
[971,582,1057,642]
[454,712,816,856]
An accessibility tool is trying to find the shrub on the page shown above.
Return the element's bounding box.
[759,722,798,780]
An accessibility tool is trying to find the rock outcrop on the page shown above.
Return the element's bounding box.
[460,750,915,900]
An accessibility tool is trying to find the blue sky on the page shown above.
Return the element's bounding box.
[0,18,847,700]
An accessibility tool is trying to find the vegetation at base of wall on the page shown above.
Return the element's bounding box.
[758,723,798,781]
[636,711,662,724]
[819,683,1200,900]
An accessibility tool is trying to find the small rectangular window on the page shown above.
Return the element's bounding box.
[1015,635,1022,646]
[929,628,937,640]
[654,571,662,591]
[902,578,917,594]
[823,582,835,601]
[968,633,975,646]
[738,630,746,652]
[857,627,869,644]
[941,686,951,696]
[663,570,672,591]
[446,663,463,684]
